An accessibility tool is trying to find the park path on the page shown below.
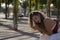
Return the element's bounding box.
[0,12,40,40]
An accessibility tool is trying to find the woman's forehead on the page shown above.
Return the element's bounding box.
[30,11,47,18]
[31,11,40,14]
[31,12,40,16]
[32,15,40,19]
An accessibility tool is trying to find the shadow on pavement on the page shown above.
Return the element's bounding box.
[0,23,13,30]
[19,21,28,24]
[0,30,39,40]
[2,18,28,24]
[2,18,13,20]
[0,23,40,40]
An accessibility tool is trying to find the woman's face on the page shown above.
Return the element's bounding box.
[32,15,41,23]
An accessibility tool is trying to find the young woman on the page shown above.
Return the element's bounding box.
[28,11,60,40]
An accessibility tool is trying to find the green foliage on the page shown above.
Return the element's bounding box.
[27,0,32,12]
[8,0,13,5]
[56,0,60,15]
[21,1,28,9]
[4,0,13,5]
[56,0,60,9]
[39,0,47,4]
[13,0,19,13]
[1,0,5,3]
[52,0,60,8]
[27,0,34,7]
[52,0,60,17]
[12,0,20,6]
[52,0,56,8]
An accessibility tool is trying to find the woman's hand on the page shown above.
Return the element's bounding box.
[32,26,37,30]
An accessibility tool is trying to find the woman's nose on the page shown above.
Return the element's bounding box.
[35,17,38,19]
[35,19,39,22]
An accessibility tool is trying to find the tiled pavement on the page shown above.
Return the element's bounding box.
[0,13,40,40]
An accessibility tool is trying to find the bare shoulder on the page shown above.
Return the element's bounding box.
[44,18,55,28]
[44,18,54,23]
[44,18,54,34]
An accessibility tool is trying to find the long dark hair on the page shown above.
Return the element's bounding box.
[30,12,45,29]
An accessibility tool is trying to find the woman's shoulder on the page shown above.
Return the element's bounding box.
[44,18,54,22]
[44,18,53,22]
[44,18,55,27]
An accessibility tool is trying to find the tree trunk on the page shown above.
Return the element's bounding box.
[57,9,60,21]
[29,0,31,12]
[34,0,38,10]
[7,5,10,17]
[0,0,1,12]
[24,9,26,16]
[13,0,18,30]
[5,3,8,19]
[56,0,60,21]
[40,4,43,12]
[46,3,50,17]
[46,0,50,17]
[46,0,52,17]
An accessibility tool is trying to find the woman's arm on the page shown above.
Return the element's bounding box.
[44,19,53,35]
[34,25,52,35]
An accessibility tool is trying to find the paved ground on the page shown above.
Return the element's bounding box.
[0,12,40,40]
